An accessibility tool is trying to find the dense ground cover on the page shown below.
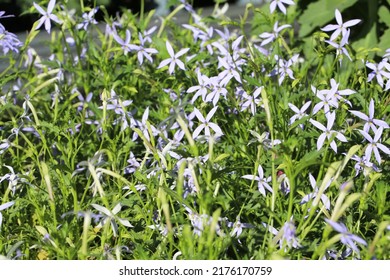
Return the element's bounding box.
[0,0,389,260]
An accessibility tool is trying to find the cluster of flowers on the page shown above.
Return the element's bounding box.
[1,0,389,258]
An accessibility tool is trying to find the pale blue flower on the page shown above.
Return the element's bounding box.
[325,29,352,62]
[325,219,367,255]
[112,29,137,55]
[240,87,263,116]
[0,23,22,55]
[91,203,133,237]
[192,106,223,139]
[228,217,253,238]
[350,99,389,133]
[259,21,291,46]
[33,0,62,34]
[366,60,390,88]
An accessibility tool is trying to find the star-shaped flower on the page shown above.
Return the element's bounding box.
[33,0,62,34]
[158,41,190,74]
[91,203,133,237]
[192,106,223,139]
[359,126,390,165]
[321,9,361,42]
[270,0,295,15]
[350,99,389,133]
[112,29,137,55]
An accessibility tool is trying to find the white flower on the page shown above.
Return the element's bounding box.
[349,99,389,133]
[288,101,311,129]
[366,60,390,88]
[240,87,263,116]
[242,165,273,196]
[0,201,15,231]
[325,29,352,62]
[192,106,223,139]
[158,41,189,74]
[321,9,361,42]
[270,0,295,15]
[359,127,390,165]
[259,21,291,46]
[33,0,62,34]
[310,111,348,153]
[301,173,331,210]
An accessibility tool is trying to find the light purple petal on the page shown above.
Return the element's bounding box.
[317,133,327,150]
[321,24,338,32]
[325,219,347,234]
[373,147,382,164]
[335,132,348,142]
[168,61,175,74]
[330,140,338,153]
[301,101,312,112]
[270,1,277,13]
[242,175,258,181]
[175,59,185,71]
[277,2,287,14]
[0,201,15,211]
[365,145,373,160]
[320,194,331,210]
[327,111,336,129]
[373,119,389,128]
[309,173,317,189]
[373,126,383,142]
